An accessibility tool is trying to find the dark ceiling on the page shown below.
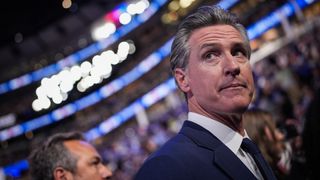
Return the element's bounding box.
[0,0,91,49]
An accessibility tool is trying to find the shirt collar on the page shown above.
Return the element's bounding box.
[188,112,248,154]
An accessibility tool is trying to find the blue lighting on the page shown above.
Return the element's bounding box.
[0,36,173,142]
[218,0,239,9]
[2,0,316,177]
[0,0,168,95]
[3,160,28,178]
[247,0,314,40]
[85,78,176,141]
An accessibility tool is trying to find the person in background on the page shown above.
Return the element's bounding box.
[303,88,320,180]
[135,5,276,180]
[243,108,293,179]
[28,131,112,180]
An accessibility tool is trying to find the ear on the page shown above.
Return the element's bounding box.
[174,68,190,93]
[53,167,71,180]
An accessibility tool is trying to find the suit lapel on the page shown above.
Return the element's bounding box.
[214,145,257,179]
[180,121,257,180]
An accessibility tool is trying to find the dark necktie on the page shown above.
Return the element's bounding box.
[241,138,277,180]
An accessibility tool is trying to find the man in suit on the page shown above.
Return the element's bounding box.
[135,5,276,180]
[28,131,112,180]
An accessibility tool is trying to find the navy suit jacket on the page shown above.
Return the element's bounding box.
[134,121,260,180]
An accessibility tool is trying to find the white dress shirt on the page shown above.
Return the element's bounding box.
[188,112,264,180]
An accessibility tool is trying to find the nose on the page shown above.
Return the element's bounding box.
[100,164,113,179]
[223,53,240,77]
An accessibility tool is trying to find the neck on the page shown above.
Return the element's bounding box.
[188,101,245,136]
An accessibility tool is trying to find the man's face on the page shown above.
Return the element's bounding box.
[64,140,112,180]
[175,25,254,117]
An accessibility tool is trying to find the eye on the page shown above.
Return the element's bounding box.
[92,160,99,166]
[91,157,102,166]
[232,47,247,58]
[202,51,219,61]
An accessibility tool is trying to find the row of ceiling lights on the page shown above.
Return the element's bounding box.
[32,40,135,111]
[32,0,150,111]
[91,0,150,41]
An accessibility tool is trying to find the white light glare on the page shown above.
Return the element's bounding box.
[117,41,130,60]
[92,55,106,67]
[80,61,92,76]
[101,50,120,65]
[127,4,137,15]
[36,87,47,98]
[91,22,116,41]
[32,99,42,111]
[127,0,150,15]
[39,97,51,109]
[70,65,82,81]
[77,82,86,92]
[119,13,132,25]
[52,93,63,104]
[40,77,50,86]
[136,0,149,14]
[118,41,130,52]
[60,81,73,93]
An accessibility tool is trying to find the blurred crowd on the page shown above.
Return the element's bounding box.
[3,9,320,180]
[97,96,187,180]
[251,19,320,180]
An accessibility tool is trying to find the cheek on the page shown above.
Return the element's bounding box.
[76,164,96,177]
[190,71,219,95]
[80,168,98,179]
[242,66,255,89]
[190,78,221,109]
[192,65,219,83]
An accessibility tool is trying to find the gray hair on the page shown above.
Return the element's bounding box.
[170,5,251,73]
[28,132,84,180]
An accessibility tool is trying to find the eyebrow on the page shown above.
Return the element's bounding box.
[199,43,220,50]
[200,42,249,54]
[233,42,248,49]
[91,156,102,163]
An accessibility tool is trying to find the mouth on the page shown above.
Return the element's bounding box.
[219,82,247,91]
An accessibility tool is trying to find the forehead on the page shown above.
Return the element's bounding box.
[64,140,99,158]
[188,25,244,46]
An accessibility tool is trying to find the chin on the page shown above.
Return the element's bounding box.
[225,102,250,114]
[234,105,249,114]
